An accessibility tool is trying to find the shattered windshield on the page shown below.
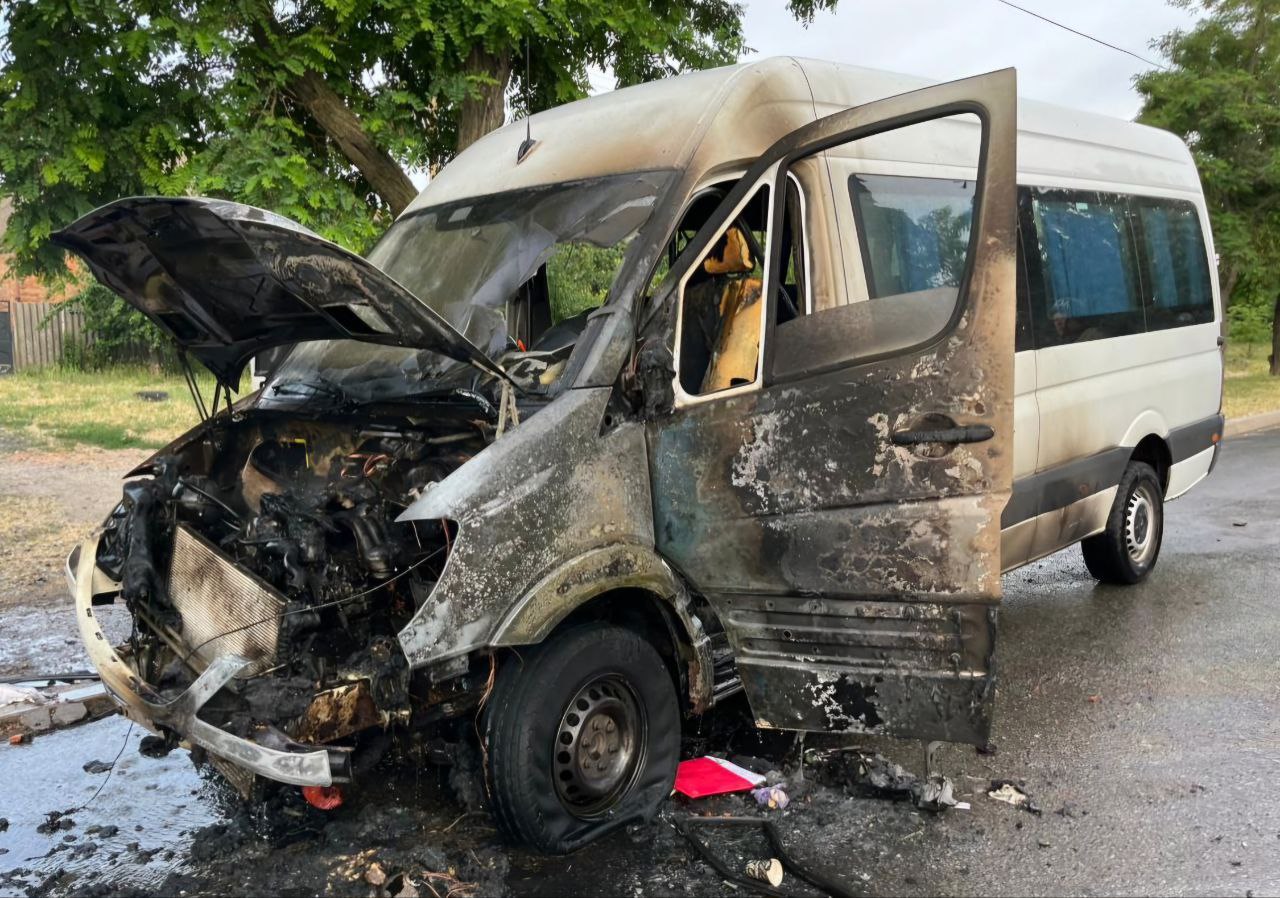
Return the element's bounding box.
[259,171,672,406]
[369,171,671,356]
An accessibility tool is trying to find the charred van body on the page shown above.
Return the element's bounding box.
[58,59,1222,853]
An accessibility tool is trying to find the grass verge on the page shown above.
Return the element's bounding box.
[0,366,220,450]
[1224,340,1280,420]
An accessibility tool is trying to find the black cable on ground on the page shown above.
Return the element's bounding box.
[68,720,134,813]
[673,814,860,898]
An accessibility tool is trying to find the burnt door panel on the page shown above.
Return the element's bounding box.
[648,70,1017,745]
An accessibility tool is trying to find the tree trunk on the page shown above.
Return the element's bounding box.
[456,46,512,154]
[1220,263,1240,310]
[1270,292,1280,376]
[286,70,418,216]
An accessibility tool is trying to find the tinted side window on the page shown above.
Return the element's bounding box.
[850,174,975,299]
[1134,199,1215,330]
[1028,189,1145,346]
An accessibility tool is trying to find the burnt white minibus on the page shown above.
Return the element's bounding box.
[58,59,1222,851]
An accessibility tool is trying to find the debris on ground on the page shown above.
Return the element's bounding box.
[35,810,75,834]
[82,758,114,774]
[674,756,766,798]
[745,857,784,887]
[751,784,790,810]
[913,774,961,812]
[0,684,45,706]
[840,752,961,813]
[302,784,344,810]
[987,780,1043,815]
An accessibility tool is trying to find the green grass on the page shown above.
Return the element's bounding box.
[1223,340,1280,420]
[0,366,225,450]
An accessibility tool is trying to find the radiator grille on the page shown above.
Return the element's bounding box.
[168,524,286,677]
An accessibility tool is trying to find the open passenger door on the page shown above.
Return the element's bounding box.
[645,70,1017,744]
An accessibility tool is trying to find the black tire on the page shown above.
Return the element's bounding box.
[1081,461,1164,585]
[484,622,680,853]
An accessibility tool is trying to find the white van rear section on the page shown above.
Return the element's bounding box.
[790,60,1224,574]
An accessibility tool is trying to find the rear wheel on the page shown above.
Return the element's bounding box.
[485,622,679,853]
[1081,461,1164,584]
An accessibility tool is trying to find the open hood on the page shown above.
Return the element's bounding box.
[52,197,509,388]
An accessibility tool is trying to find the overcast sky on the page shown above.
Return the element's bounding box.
[737,0,1203,120]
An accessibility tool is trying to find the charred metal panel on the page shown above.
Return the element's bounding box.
[397,388,658,666]
[708,593,995,743]
[491,544,717,711]
[652,376,1007,601]
[644,70,1018,745]
[294,681,383,744]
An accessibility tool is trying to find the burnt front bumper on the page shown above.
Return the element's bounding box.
[67,535,351,787]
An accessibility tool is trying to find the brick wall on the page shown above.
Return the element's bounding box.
[0,199,76,314]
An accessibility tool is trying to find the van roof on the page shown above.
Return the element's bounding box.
[409,57,1201,212]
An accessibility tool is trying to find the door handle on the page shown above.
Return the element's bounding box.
[891,424,994,446]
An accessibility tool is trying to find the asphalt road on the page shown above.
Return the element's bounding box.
[1,427,1277,898]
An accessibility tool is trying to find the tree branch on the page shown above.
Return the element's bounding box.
[285,70,418,216]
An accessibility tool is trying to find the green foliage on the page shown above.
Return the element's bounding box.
[1,0,839,282]
[547,243,630,322]
[58,282,174,371]
[1136,0,1280,363]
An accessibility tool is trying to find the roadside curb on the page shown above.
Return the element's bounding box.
[1224,410,1280,438]
[1,681,116,739]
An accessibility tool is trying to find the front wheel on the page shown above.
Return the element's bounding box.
[1081,460,1164,585]
[484,622,680,853]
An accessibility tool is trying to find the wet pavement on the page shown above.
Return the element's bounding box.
[1,427,1278,897]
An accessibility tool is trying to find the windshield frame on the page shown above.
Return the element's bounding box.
[258,169,682,408]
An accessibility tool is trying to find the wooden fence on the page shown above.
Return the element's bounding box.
[7,302,89,371]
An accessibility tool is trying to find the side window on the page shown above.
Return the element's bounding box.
[675,185,771,398]
[849,174,975,299]
[1134,199,1215,330]
[1028,189,1145,346]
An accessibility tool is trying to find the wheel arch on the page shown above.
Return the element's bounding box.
[1117,411,1173,495]
[489,544,716,712]
[1129,433,1173,495]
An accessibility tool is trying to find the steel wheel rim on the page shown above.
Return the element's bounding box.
[1125,483,1158,566]
[552,674,647,819]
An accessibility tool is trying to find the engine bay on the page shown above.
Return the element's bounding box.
[94,397,500,778]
